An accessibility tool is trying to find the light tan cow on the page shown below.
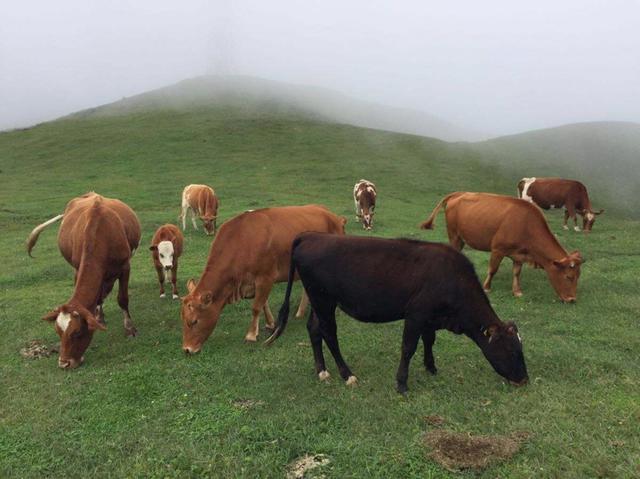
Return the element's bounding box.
[180,184,219,235]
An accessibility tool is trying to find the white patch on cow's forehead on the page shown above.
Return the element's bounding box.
[520,177,536,202]
[586,212,595,221]
[56,312,72,332]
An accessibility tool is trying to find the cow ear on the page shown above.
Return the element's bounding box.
[595,209,604,215]
[149,245,157,251]
[569,251,584,264]
[505,321,518,335]
[187,279,197,293]
[86,313,107,332]
[42,309,59,322]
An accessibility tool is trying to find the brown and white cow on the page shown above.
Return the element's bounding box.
[353,179,377,230]
[517,177,604,232]
[181,205,347,353]
[149,224,184,299]
[420,192,584,302]
[180,184,219,235]
[26,192,141,368]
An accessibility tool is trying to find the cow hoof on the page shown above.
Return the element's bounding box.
[125,327,138,337]
[172,294,179,300]
[483,288,491,294]
[264,325,275,334]
[563,225,569,230]
[427,366,437,375]
[346,375,358,386]
[244,335,257,343]
[513,291,523,298]
[160,293,166,298]
[396,383,408,395]
[318,370,330,381]
[574,226,581,232]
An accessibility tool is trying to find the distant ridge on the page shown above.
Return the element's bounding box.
[68,75,484,142]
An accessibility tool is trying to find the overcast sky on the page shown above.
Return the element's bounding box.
[2,0,639,135]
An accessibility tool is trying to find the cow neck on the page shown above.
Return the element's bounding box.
[526,222,568,267]
[196,239,235,300]
[68,207,107,311]
[460,290,502,344]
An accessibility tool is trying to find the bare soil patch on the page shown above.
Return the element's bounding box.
[20,340,58,359]
[423,430,530,471]
[287,454,330,478]
[231,398,265,410]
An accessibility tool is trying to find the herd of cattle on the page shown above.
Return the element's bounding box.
[26,177,602,393]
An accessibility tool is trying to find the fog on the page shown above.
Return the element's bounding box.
[2,0,639,136]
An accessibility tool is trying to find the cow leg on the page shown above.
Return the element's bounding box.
[117,265,137,337]
[295,289,310,319]
[262,302,275,332]
[155,265,166,298]
[566,204,579,231]
[483,251,504,292]
[96,278,116,325]
[307,309,329,380]
[245,281,273,342]
[512,261,524,297]
[446,224,465,251]
[563,210,570,230]
[190,209,198,230]
[354,198,361,219]
[396,320,421,394]
[315,301,356,385]
[180,206,189,230]
[421,328,437,375]
[170,266,179,299]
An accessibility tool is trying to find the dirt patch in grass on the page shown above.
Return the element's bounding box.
[231,398,265,410]
[423,415,446,427]
[424,430,530,471]
[20,340,58,359]
[287,454,330,478]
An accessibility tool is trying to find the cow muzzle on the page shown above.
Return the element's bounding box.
[561,296,577,304]
[183,345,201,355]
[58,356,84,369]
[509,376,529,387]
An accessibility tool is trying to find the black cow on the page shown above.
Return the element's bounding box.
[266,233,528,393]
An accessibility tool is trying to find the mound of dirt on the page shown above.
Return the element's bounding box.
[423,415,446,427]
[20,340,58,359]
[287,454,330,479]
[424,430,530,471]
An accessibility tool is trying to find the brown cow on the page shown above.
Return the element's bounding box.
[181,205,347,353]
[420,192,583,302]
[180,184,219,235]
[26,193,141,368]
[353,179,377,230]
[149,224,184,299]
[517,177,604,232]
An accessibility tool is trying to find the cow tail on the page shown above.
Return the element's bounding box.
[420,192,460,230]
[264,237,301,346]
[26,214,64,257]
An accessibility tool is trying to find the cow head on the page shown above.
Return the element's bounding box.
[545,251,583,302]
[42,304,106,369]
[150,240,174,271]
[480,321,528,386]
[582,209,604,232]
[181,279,222,353]
[201,215,216,235]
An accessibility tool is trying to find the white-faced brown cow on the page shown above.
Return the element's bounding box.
[26,192,141,368]
[180,184,219,235]
[149,224,184,299]
[517,177,604,232]
[181,205,347,353]
[420,192,583,302]
[353,179,377,230]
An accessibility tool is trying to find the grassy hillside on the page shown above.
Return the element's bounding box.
[474,121,640,217]
[0,103,638,478]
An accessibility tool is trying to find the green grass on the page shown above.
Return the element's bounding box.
[1,107,639,478]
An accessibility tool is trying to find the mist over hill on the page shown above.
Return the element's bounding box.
[474,121,640,213]
[68,75,484,142]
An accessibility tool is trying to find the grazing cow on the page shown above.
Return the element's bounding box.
[420,192,583,302]
[181,205,347,353]
[353,179,377,230]
[265,233,528,394]
[517,177,604,232]
[180,184,219,235]
[149,224,184,299]
[26,193,141,369]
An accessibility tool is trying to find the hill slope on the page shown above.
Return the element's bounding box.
[67,75,484,141]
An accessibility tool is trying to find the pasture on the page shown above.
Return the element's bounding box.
[1,107,639,478]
